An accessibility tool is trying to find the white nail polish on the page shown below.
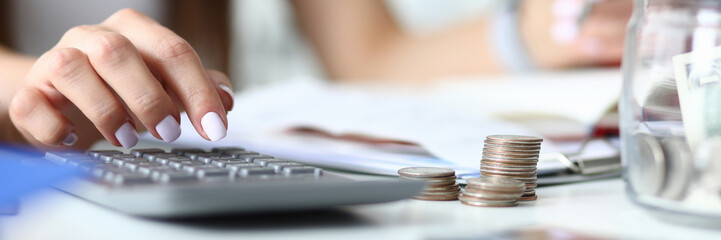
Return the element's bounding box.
[552,0,584,19]
[155,115,181,142]
[62,132,78,146]
[551,20,579,44]
[201,112,226,141]
[219,84,234,98]
[115,122,138,148]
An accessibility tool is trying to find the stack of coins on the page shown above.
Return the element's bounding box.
[460,176,525,207]
[481,135,543,201]
[398,167,460,201]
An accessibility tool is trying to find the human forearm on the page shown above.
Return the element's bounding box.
[291,0,503,83]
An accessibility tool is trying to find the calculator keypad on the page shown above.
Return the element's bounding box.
[45,147,323,186]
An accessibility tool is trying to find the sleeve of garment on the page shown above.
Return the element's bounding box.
[489,0,536,72]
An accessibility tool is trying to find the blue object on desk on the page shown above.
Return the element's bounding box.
[0,144,77,214]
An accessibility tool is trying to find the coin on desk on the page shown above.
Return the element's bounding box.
[399,167,460,201]
[398,167,455,178]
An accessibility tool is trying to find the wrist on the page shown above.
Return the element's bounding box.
[518,0,585,69]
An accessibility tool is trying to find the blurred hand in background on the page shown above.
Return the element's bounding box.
[293,0,632,82]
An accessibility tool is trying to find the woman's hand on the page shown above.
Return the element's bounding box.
[521,0,633,69]
[8,9,234,149]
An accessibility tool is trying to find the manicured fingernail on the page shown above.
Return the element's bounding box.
[219,84,234,98]
[62,132,78,146]
[552,0,583,19]
[155,115,181,142]
[115,122,138,148]
[551,20,579,44]
[201,112,226,141]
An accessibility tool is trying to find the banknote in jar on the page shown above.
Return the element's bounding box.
[672,48,721,150]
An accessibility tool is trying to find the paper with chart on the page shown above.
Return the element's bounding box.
[155,80,574,176]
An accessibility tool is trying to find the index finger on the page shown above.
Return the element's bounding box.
[101,9,227,141]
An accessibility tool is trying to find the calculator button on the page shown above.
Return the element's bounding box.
[226,151,260,159]
[170,148,206,156]
[138,166,174,175]
[125,162,162,171]
[211,147,245,154]
[155,172,197,183]
[253,159,289,166]
[155,156,191,165]
[87,150,123,159]
[224,163,263,172]
[266,162,305,171]
[113,158,150,167]
[100,154,135,163]
[196,168,233,178]
[197,156,234,164]
[211,160,247,167]
[168,161,205,169]
[185,152,221,160]
[238,155,273,162]
[143,153,179,161]
[149,169,179,179]
[182,165,219,173]
[130,148,165,157]
[282,167,322,176]
[238,167,277,176]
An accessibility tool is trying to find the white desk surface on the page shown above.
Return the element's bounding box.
[2,176,720,240]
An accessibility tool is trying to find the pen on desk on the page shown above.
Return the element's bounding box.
[576,0,597,28]
[551,0,597,43]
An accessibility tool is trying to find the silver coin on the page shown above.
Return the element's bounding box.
[400,178,457,187]
[483,142,542,150]
[518,195,538,201]
[659,137,693,200]
[420,189,461,195]
[481,169,536,176]
[399,174,457,181]
[481,164,537,172]
[461,190,523,200]
[483,153,540,159]
[483,149,541,156]
[480,164,537,172]
[460,200,518,207]
[482,155,539,161]
[628,132,666,196]
[414,194,459,201]
[480,175,537,183]
[459,195,518,204]
[424,182,461,191]
[464,185,526,193]
[398,167,455,178]
[465,176,525,189]
[486,135,543,143]
[480,160,538,167]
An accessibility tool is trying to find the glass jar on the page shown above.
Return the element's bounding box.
[621,0,721,227]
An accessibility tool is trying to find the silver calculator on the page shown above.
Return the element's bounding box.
[41,147,424,218]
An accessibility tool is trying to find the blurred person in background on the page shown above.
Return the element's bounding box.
[0,0,631,150]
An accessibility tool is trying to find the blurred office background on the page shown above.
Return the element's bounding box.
[4,0,498,88]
